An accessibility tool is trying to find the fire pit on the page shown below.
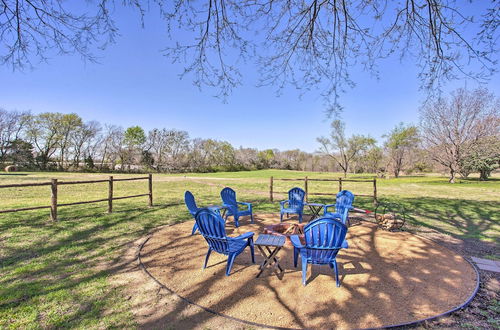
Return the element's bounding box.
[263,223,305,246]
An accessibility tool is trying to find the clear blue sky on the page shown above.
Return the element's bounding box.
[1,3,498,153]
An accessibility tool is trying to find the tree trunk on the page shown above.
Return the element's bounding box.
[449,168,456,183]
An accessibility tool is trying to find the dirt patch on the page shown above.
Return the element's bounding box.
[109,229,250,329]
[405,270,499,329]
[138,214,477,329]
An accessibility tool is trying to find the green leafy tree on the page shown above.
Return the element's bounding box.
[459,136,500,180]
[124,126,146,148]
[122,126,146,171]
[257,149,275,169]
[318,120,376,177]
[384,123,419,178]
[460,154,499,181]
[5,138,33,166]
[56,113,83,169]
[360,146,385,175]
[26,112,62,169]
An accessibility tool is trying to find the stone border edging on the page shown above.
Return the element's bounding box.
[137,216,480,329]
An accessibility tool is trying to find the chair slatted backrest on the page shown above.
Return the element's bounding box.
[221,187,238,213]
[288,187,306,209]
[335,190,354,216]
[195,208,229,254]
[184,191,198,216]
[221,187,237,205]
[303,217,348,263]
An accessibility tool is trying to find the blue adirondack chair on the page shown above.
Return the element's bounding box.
[291,217,348,286]
[220,187,254,227]
[280,187,306,223]
[323,190,355,226]
[184,191,224,235]
[195,208,255,276]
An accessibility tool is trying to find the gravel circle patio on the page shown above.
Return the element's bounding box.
[139,213,478,329]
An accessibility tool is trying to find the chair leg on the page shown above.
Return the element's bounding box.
[226,254,237,276]
[333,260,340,287]
[302,258,308,286]
[299,213,302,223]
[280,212,283,222]
[203,248,212,269]
[234,215,239,227]
[293,248,298,267]
[250,213,254,223]
[249,238,255,263]
[191,223,198,235]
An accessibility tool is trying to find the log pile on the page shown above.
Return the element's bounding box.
[376,213,404,231]
[282,224,304,235]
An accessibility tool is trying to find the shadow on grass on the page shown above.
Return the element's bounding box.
[0,199,196,328]
[0,188,497,328]
[351,196,499,257]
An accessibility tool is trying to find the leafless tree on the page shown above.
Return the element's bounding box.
[2,1,498,109]
[420,88,500,183]
[161,0,500,109]
[98,124,124,170]
[235,147,259,169]
[147,128,190,171]
[0,108,29,161]
[0,0,118,68]
[71,120,101,167]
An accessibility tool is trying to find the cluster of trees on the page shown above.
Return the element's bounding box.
[0,109,336,173]
[318,120,426,178]
[1,88,498,180]
[318,88,500,182]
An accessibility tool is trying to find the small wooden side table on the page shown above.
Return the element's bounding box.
[305,202,325,220]
[255,234,286,278]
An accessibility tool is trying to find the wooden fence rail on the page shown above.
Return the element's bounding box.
[0,174,153,220]
[270,176,377,206]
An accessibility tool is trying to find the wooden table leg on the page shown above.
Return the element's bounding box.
[308,205,322,219]
[265,246,284,272]
[256,245,283,278]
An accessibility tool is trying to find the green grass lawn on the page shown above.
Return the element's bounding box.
[0,170,499,328]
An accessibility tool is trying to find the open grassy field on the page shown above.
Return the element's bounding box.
[0,170,499,328]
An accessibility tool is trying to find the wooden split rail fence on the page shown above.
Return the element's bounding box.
[0,174,153,220]
[269,176,377,206]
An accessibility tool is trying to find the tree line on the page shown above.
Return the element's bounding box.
[0,109,334,173]
[1,88,498,181]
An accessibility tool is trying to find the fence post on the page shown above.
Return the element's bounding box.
[148,174,153,207]
[373,178,377,206]
[339,177,343,192]
[50,179,58,221]
[108,176,113,213]
[304,176,308,202]
[270,176,273,202]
